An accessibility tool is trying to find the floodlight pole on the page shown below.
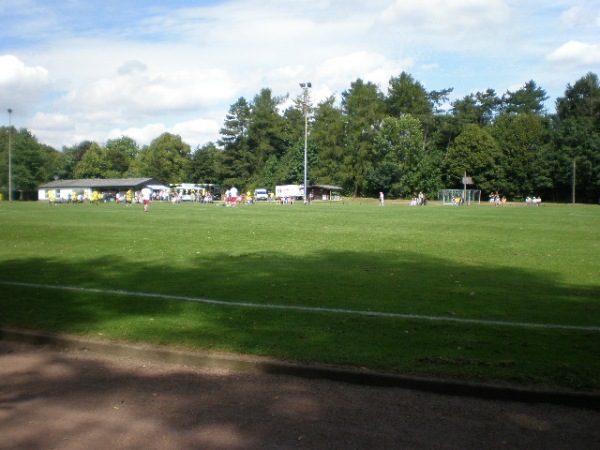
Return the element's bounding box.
[7,108,12,202]
[299,82,311,204]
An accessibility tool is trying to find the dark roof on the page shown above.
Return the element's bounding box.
[39,178,164,190]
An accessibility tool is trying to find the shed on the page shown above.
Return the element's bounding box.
[308,185,343,201]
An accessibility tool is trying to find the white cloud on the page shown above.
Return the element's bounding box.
[29,112,71,130]
[560,5,600,28]
[105,117,221,150]
[377,0,511,34]
[0,55,51,113]
[118,60,148,76]
[107,123,168,147]
[28,112,96,149]
[3,0,599,150]
[546,40,600,68]
[173,118,222,148]
[317,51,413,90]
[60,67,236,121]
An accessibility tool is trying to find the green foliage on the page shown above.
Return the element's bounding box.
[219,97,251,186]
[105,136,139,176]
[445,124,502,193]
[501,80,549,115]
[492,113,550,199]
[62,137,138,180]
[387,72,433,118]
[556,72,600,124]
[134,132,191,184]
[451,89,501,127]
[74,142,110,178]
[259,154,279,190]
[189,142,223,184]
[246,88,290,182]
[310,95,345,186]
[276,138,318,185]
[0,127,63,198]
[369,115,429,197]
[218,90,291,188]
[552,72,600,203]
[3,71,600,203]
[341,79,387,196]
[59,141,91,179]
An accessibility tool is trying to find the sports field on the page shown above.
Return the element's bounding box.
[1,200,599,390]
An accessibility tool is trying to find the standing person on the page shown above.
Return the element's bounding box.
[230,186,238,205]
[91,190,100,205]
[141,186,152,212]
[379,191,384,206]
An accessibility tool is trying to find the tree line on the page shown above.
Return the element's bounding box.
[1,71,599,203]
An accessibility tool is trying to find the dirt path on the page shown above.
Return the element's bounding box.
[1,340,598,450]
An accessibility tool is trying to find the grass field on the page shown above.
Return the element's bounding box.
[1,199,599,390]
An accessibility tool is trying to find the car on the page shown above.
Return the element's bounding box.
[254,188,269,201]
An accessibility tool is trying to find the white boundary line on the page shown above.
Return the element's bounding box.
[3,281,599,332]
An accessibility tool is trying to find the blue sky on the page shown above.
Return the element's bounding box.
[1,0,598,150]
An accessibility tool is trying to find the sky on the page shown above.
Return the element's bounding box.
[0,0,599,151]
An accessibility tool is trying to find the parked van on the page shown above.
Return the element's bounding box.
[254,188,269,201]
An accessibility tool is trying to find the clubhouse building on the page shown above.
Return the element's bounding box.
[38,177,168,202]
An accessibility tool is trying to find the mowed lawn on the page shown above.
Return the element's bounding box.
[1,200,599,390]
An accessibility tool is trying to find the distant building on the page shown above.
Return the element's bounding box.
[308,185,343,201]
[38,177,168,202]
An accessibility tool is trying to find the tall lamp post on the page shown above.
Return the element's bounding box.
[7,108,12,202]
[299,82,311,204]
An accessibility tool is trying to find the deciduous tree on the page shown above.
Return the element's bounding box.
[445,124,502,195]
[189,142,223,184]
[552,72,600,203]
[492,113,550,199]
[135,133,191,185]
[369,115,428,198]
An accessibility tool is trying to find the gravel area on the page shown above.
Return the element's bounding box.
[1,340,599,450]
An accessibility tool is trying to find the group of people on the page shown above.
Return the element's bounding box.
[379,191,429,206]
[451,195,464,206]
[224,187,279,205]
[167,191,215,204]
[525,196,542,206]
[410,192,427,206]
[47,191,85,204]
[224,187,240,206]
[139,187,213,210]
[49,190,137,205]
[489,192,507,206]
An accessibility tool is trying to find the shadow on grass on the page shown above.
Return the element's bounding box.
[1,251,599,388]
[1,249,598,323]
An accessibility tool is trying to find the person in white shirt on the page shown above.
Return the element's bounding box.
[230,186,239,204]
[141,187,152,212]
